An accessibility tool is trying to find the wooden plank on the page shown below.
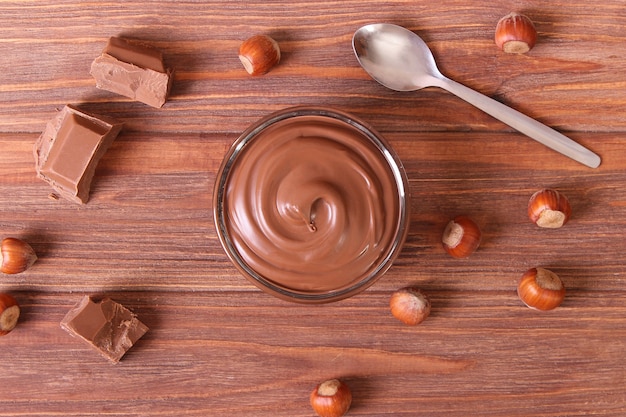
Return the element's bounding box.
[0,291,624,416]
[0,130,624,293]
[0,1,625,133]
[1,0,626,415]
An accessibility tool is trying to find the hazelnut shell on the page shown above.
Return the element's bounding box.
[390,287,431,325]
[0,293,20,336]
[495,12,537,54]
[238,34,281,76]
[1,237,37,274]
[517,267,565,311]
[310,378,352,417]
[528,189,572,228]
[442,216,482,258]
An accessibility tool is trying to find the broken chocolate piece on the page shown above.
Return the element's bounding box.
[90,37,173,108]
[34,105,122,204]
[104,36,166,73]
[60,295,148,363]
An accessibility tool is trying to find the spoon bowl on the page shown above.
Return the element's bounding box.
[353,23,440,91]
[352,23,601,168]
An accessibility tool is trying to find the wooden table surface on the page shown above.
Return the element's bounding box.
[1,1,625,416]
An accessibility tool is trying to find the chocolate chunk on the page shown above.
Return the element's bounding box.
[60,295,149,363]
[34,105,122,204]
[104,36,166,73]
[90,37,173,108]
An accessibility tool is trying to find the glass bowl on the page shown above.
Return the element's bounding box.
[213,106,410,303]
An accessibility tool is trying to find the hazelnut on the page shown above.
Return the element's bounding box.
[442,216,482,258]
[517,267,565,311]
[495,12,537,54]
[390,287,431,325]
[528,188,571,228]
[238,34,281,75]
[1,237,37,274]
[0,293,20,336]
[310,378,352,417]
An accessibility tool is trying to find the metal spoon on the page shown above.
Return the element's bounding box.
[352,23,601,168]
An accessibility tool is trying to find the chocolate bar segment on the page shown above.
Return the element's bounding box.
[34,105,122,204]
[61,295,149,363]
[104,36,166,73]
[90,37,173,108]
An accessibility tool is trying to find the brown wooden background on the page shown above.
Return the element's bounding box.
[1,1,625,415]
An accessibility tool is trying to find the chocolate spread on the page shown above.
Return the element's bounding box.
[217,109,409,301]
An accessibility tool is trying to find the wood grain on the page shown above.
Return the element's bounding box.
[1,1,626,416]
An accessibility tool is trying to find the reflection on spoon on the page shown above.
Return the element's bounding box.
[352,23,601,169]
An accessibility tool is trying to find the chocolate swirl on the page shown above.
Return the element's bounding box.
[216,109,409,301]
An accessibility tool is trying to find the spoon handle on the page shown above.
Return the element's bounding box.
[437,77,601,168]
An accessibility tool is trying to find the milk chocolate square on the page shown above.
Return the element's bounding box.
[61,295,149,364]
[34,105,122,204]
[90,37,173,108]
